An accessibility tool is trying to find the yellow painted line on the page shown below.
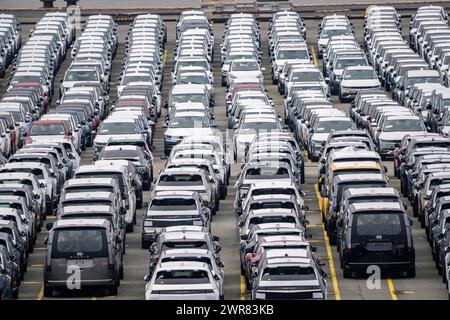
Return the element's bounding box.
[31,264,44,268]
[91,296,97,300]
[314,184,341,300]
[23,281,42,285]
[240,275,246,300]
[162,49,167,66]
[387,279,398,300]
[34,247,46,250]
[311,46,319,68]
[309,239,324,243]
[36,285,44,300]
[47,216,56,220]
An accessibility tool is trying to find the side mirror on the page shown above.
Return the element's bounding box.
[144,275,151,282]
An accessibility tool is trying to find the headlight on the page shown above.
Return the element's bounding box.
[199,192,209,202]
[165,135,180,143]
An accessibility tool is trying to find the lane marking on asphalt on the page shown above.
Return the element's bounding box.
[162,49,167,66]
[311,46,319,68]
[387,279,398,300]
[91,296,97,300]
[240,275,246,300]
[37,285,44,300]
[314,184,341,300]
[23,281,42,285]
[31,264,44,268]
[47,216,56,220]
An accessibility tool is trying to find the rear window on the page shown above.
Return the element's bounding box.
[159,174,203,185]
[249,201,295,210]
[75,172,124,193]
[155,270,210,284]
[161,241,207,250]
[52,228,107,258]
[249,215,297,225]
[245,167,290,178]
[262,266,317,281]
[253,188,295,197]
[150,198,197,211]
[354,213,402,236]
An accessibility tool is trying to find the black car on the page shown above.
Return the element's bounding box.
[337,202,415,278]
[0,244,19,299]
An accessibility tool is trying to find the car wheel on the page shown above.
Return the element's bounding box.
[406,265,416,278]
[119,265,124,280]
[220,294,224,300]
[12,286,18,299]
[109,283,118,296]
[43,285,53,298]
[442,268,447,283]
[126,223,134,233]
[141,239,150,249]
[343,267,352,279]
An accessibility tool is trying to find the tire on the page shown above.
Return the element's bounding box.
[442,268,447,283]
[132,212,137,225]
[343,267,352,279]
[43,285,53,298]
[220,294,224,300]
[137,198,143,209]
[141,239,150,249]
[328,234,336,246]
[119,265,124,280]
[126,223,134,233]
[12,286,19,299]
[412,204,418,218]
[406,265,416,278]
[109,283,118,296]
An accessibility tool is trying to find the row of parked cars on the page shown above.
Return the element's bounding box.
[0,13,86,299]
[143,11,227,300]
[42,14,162,298]
[230,11,328,300]
[0,14,21,77]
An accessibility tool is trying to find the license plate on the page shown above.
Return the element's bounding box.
[366,242,392,251]
[67,259,93,269]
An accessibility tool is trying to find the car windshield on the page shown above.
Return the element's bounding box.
[383,119,425,132]
[336,58,367,69]
[177,74,208,85]
[291,71,323,82]
[337,182,387,204]
[7,111,23,122]
[155,270,210,284]
[321,28,352,38]
[150,198,197,211]
[178,61,209,70]
[406,76,440,88]
[0,168,44,179]
[343,69,377,80]
[31,123,65,135]
[262,266,317,281]
[169,116,210,128]
[65,70,98,82]
[12,75,41,83]
[354,213,402,236]
[171,94,205,104]
[240,121,279,133]
[233,61,259,71]
[101,150,140,161]
[52,228,107,258]
[277,50,308,60]
[98,122,138,134]
[122,75,152,85]
[315,120,355,133]
[159,174,203,185]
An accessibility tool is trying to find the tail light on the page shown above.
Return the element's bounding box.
[344,248,352,254]
[46,264,52,272]
[124,199,129,210]
[152,258,158,265]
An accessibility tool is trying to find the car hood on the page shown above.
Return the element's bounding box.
[340,79,380,88]
[94,134,144,144]
[165,128,215,138]
[311,132,330,142]
[230,71,262,78]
